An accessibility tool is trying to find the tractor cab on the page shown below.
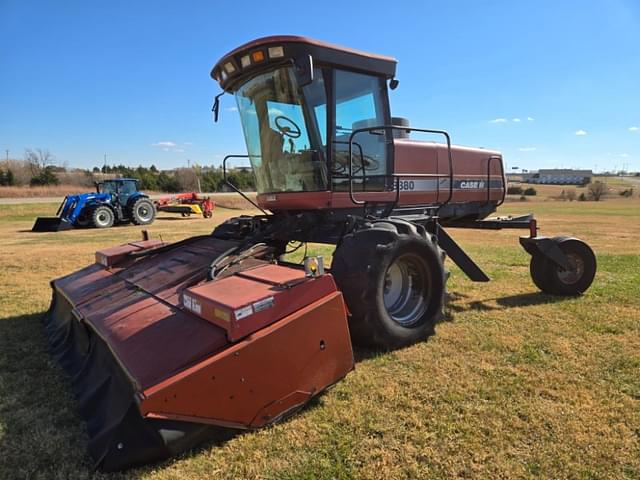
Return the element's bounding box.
[97,178,139,205]
[212,36,399,209]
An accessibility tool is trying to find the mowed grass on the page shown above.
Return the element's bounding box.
[0,197,639,479]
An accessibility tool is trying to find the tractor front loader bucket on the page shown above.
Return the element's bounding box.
[32,216,74,232]
[43,235,354,471]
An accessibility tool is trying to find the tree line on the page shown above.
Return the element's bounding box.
[0,149,256,192]
[96,164,255,192]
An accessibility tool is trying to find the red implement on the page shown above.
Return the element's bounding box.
[154,192,215,218]
[43,235,353,471]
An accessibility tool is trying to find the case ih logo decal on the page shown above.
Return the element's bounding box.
[459,180,486,189]
[398,179,498,191]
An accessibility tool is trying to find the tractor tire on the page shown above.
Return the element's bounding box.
[92,206,115,229]
[529,237,596,295]
[130,198,156,226]
[203,210,213,219]
[331,219,446,350]
[76,209,91,227]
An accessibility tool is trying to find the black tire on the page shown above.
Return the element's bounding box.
[203,210,213,219]
[331,219,446,350]
[92,205,115,229]
[76,208,91,227]
[130,198,156,225]
[529,253,549,292]
[529,238,596,295]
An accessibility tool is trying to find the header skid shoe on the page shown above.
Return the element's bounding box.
[43,235,354,471]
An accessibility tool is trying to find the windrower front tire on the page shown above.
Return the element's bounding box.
[332,219,446,350]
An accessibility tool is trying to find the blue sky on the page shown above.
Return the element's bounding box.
[1,0,639,172]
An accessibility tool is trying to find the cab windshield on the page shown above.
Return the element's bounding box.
[235,67,328,194]
[98,181,136,196]
[99,181,118,195]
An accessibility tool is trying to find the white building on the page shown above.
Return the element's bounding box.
[516,169,593,185]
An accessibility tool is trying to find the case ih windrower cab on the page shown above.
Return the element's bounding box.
[43,36,596,471]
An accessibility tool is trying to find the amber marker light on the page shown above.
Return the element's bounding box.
[251,50,265,62]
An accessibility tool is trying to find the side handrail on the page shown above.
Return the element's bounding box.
[222,154,268,214]
[485,154,506,207]
[347,125,454,208]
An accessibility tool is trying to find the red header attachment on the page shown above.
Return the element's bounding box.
[182,264,338,342]
[95,239,166,268]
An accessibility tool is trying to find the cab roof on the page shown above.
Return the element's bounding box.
[212,35,397,92]
[99,178,138,183]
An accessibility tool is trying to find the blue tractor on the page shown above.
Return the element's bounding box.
[32,178,156,231]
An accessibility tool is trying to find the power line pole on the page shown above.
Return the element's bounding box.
[5,149,8,161]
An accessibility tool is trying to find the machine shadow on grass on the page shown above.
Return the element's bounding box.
[0,312,97,477]
[443,290,567,321]
[0,312,331,477]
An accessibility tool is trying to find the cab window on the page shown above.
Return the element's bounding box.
[235,67,328,194]
[332,70,389,191]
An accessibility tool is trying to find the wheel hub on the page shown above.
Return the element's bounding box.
[383,254,428,327]
[97,212,109,225]
[137,205,152,221]
[556,252,585,285]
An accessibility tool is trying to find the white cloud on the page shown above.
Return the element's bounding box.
[518,147,537,152]
[575,130,587,136]
[152,141,177,148]
[629,126,639,132]
[489,118,508,124]
[527,117,535,121]
[151,140,190,154]
[620,153,630,158]
[512,118,521,123]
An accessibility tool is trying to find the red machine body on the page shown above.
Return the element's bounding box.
[256,143,504,211]
[45,236,353,470]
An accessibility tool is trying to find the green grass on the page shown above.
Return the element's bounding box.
[0,200,639,479]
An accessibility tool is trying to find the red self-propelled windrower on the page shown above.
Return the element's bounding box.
[43,35,596,471]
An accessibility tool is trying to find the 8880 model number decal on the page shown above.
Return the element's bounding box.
[398,180,415,191]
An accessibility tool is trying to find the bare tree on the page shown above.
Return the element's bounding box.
[174,167,198,191]
[566,189,577,201]
[588,181,607,201]
[24,148,54,176]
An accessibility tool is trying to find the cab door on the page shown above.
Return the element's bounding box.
[331,69,391,192]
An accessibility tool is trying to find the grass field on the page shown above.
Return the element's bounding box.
[0,193,639,479]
